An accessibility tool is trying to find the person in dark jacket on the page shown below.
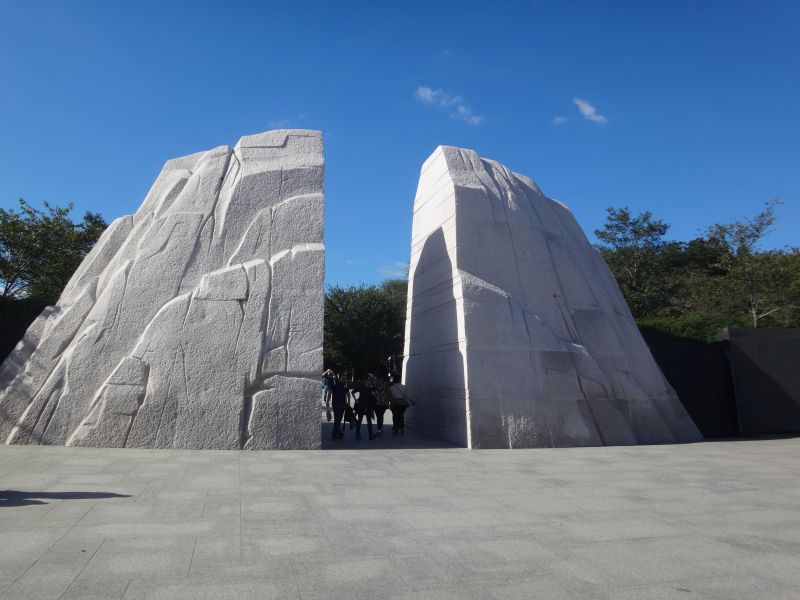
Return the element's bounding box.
[352,376,378,440]
[330,371,353,441]
[372,376,391,437]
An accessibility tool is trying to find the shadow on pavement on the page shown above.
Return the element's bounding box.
[0,490,131,507]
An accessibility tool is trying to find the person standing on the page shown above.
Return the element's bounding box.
[373,376,391,437]
[353,376,378,440]
[330,371,352,441]
[388,376,414,436]
[322,369,335,408]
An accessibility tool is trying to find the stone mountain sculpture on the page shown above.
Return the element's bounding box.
[402,146,702,448]
[0,129,324,449]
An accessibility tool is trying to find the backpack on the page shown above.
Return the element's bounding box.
[388,383,412,407]
[374,380,391,407]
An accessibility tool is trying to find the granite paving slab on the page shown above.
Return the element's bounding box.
[1,436,799,599]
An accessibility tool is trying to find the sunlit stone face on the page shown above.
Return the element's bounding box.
[403,146,702,448]
[0,130,325,450]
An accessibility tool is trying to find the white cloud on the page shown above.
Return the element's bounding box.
[454,105,484,125]
[415,86,461,107]
[415,86,484,125]
[416,86,436,103]
[573,98,607,123]
[552,115,567,125]
[268,119,292,128]
[379,261,409,278]
[345,259,357,265]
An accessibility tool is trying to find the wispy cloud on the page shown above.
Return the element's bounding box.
[268,119,292,128]
[379,261,409,278]
[552,115,567,125]
[416,86,484,125]
[454,105,483,125]
[573,98,607,123]
[416,87,461,106]
[345,259,357,265]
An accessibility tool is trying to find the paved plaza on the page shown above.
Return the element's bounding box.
[1,432,800,599]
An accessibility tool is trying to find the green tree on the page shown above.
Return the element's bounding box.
[655,237,729,320]
[0,199,107,303]
[596,201,799,339]
[703,200,786,327]
[324,279,407,378]
[594,207,671,318]
[768,248,800,327]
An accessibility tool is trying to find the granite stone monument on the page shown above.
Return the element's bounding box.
[402,146,702,448]
[0,130,324,449]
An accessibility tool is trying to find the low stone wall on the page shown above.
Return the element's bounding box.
[722,327,800,434]
[644,337,739,438]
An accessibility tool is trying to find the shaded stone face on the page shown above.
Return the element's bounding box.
[0,129,324,450]
[403,146,702,448]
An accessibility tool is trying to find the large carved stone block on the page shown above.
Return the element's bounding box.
[0,130,324,449]
[403,146,702,448]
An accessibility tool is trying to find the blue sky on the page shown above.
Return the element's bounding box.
[1,0,798,286]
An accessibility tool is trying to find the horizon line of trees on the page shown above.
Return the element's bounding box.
[324,199,798,373]
[1,196,797,371]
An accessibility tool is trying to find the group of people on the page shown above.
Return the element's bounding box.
[322,369,415,441]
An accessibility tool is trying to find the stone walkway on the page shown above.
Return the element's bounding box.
[1,436,800,599]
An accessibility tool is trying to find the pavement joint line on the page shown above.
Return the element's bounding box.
[238,451,243,562]
[120,461,139,485]
[2,498,86,594]
[134,479,153,504]
[56,537,105,600]
[185,536,198,578]
[289,557,303,600]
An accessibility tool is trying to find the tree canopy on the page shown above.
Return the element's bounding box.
[593,207,671,317]
[595,200,800,339]
[321,201,797,379]
[4,193,794,370]
[323,279,407,378]
[0,199,107,304]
